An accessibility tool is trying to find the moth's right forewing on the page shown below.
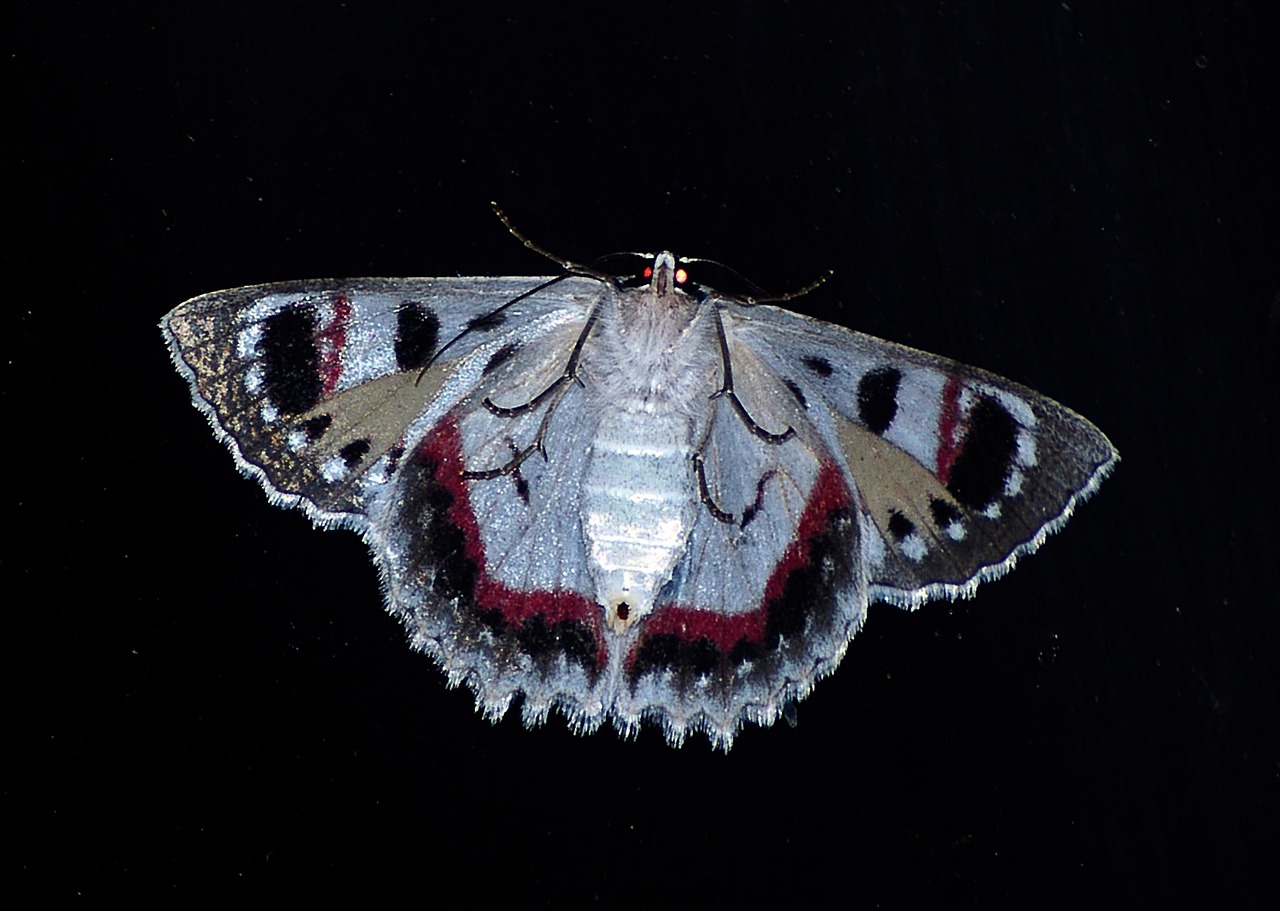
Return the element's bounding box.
[723,302,1117,606]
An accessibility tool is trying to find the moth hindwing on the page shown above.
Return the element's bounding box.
[162,254,1117,749]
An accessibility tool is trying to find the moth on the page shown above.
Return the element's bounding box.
[162,223,1117,749]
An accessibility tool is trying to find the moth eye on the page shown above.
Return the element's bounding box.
[674,267,688,285]
[643,266,654,279]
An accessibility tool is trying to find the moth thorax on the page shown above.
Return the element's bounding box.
[582,412,698,633]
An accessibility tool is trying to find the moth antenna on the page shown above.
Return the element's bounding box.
[679,257,832,304]
[681,257,770,298]
[490,201,603,278]
[744,269,835,305]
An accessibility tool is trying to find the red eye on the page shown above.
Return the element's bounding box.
[643,266,654,279]
[675,268,688,285]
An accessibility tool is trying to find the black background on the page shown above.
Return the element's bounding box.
[10,2,1277,905]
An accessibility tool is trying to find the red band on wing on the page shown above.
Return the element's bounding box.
[935,374,965,484]
[421,418,606,666]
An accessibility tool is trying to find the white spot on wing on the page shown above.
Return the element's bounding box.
[238,324,263,360]
[320,455,349,483]
[980,384,1037,427]
[862,512,888,569]
[244,363,263,393]
[1017,431,1038,467]
[884,367,948,465]
[901,534,928,562]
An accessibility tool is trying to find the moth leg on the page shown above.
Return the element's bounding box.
[461,438,546,481]
[692,453,735,524]
[738,469,778,530]
[481,307,602,418]
[482,374,572,417]
[693,450,779,530]
[710,309,795,444]
[462,380,567,480]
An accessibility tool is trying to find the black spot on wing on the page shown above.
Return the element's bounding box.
[683,638,720,678]
[929,497,962,530]
[631,634,680,676]
[484,342,520,375]
[260,305,322,415]
[466,310,506,332]
[783,377,808,409]
[802,355,833,377]
[947,396,1018,510]
[338,438,372,468]
[301,414,332,442]
[509,616,599,674]
[384,443,405,477]
[887,510,915,541]
[403,454,477,604]
[395,302,440,371]
[856,366,902,435]
[630,634,721,684]
[728,638,763,666]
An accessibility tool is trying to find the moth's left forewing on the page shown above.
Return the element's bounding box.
[724,303,1117,606]
[161,276,593,524]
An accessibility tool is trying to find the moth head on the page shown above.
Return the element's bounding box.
[642,251,688,297]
